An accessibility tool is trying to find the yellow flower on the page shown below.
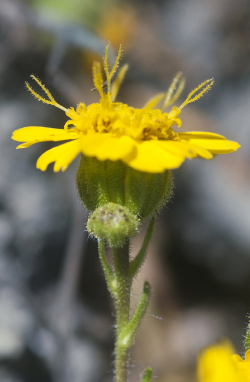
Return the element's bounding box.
[197,341,250,382]
[12,44,240,173]
[232,350,250,382]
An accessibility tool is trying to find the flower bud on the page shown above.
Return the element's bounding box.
[87,203,140,247]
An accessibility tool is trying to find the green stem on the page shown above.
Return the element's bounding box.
[97,222,155,382]
[129,217,155,281]
[113,243,131,382]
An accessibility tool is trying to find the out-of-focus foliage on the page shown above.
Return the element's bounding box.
[29,0,118,26]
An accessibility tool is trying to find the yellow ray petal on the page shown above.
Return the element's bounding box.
[154,140,197,158]
[36,140,81,172]
[179,131,226,140]
[181,141,213,159]
[182,138,240,154]
[12,126,79,148]
[123,141,185,173]
[80,134,136,161]
[150,140,213,160]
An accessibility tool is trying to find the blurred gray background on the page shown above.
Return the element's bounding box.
[0,0,248,381]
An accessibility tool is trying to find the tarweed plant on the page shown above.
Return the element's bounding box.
[12,44,240,382]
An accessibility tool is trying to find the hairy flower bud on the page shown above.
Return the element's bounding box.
[87,203,139,247]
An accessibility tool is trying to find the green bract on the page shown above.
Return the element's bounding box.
[76,155,173,220]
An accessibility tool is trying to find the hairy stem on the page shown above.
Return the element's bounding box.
[113,243,131,382]
[97,223,154,382]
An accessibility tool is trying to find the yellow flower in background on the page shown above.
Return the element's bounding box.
[232,350,250,381]
[12,44,240,173]
[97,6,136,48]
[197,341,250,382]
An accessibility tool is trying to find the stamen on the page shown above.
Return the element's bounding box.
[103,43,123,93]
[91,80,108,92]
[111,64,129,102]
[179,78,214,110]
[143,93,165,109]
[162,72,185,109]
[91,77,114,92]
[109,44,123,81]
[93,61,104,98]
[25,75,68,112]
[103,42,111,85]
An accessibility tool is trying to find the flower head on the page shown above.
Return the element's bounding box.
[197,341,250,382]
[12,44,240,173]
